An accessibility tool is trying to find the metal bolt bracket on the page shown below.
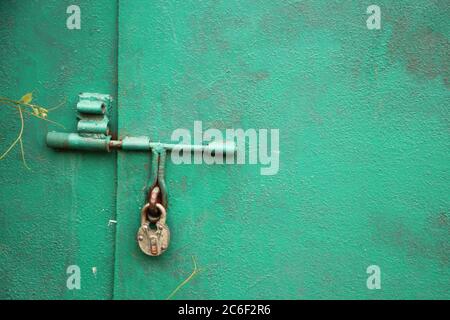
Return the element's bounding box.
[76,93,112,137]
[46,93,236,155]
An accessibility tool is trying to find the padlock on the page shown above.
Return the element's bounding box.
[137,203,170,256]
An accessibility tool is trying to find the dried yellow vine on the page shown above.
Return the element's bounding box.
[166,256,202,300]
[0,92,65,169]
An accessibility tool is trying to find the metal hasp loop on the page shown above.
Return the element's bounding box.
[146,149,168,223]
[45,93,236,257]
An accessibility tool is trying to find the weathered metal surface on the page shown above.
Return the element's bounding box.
[46,132,111,151]
[76,93,111,136]
[0,0,449,300]
[76,100,106,115]
[0,0,118,299]
[120,136,151,151]
[48,133,237,153]
[77,119,110,135]
[114,0,449,299]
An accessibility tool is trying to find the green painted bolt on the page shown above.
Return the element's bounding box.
[46,132,111,151]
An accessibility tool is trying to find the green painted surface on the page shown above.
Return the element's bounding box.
[0,0,117,299]
[1,0,449,299]
[114,0,449,299]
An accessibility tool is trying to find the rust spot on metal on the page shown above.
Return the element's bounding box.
[149,186,160,208]
[109,139,122,149]
[146,186,162,222]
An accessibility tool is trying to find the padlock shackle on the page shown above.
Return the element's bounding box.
[155,203,167,225]
[140,202,167,226]
[140,203,151,226]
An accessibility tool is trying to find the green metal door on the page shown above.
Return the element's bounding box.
[0,0,449,300]
[112,1,449,299]
[0,0,118,299]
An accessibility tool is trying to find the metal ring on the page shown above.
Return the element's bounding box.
[155,203,167,224]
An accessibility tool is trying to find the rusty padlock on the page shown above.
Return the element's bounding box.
[137,203,170,256]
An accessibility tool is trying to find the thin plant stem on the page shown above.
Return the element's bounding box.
[0,101,65,128]
[47,97,66,111]
[19,137,30,170]
[0,93,65,169]
[166,256,201,300]
[0,106,25,161]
